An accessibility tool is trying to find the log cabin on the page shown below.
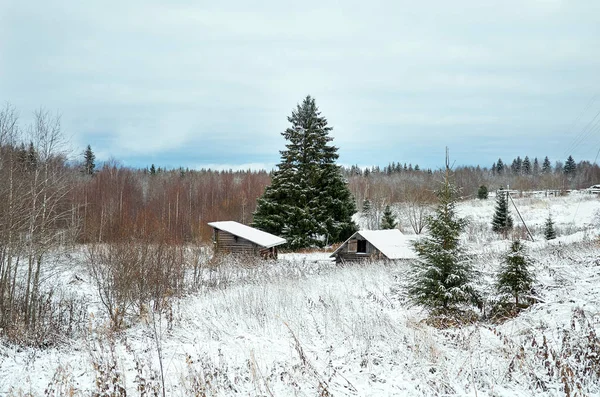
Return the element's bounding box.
[330,229,416,263]
[207,221,286,259]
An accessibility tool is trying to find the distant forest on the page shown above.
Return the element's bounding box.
[1,104,599,245]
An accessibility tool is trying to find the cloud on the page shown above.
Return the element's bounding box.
[1,0,599,169]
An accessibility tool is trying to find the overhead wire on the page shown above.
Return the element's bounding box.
[562,94,598,157]
[563,107,600,157]
[584,119,600,158]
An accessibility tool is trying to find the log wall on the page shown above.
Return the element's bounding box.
[334,239,383,263]
[212,229,278,259]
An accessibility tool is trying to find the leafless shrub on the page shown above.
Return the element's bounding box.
[497,308,600,396]
[180,352,237,396]
[1,288,87,348]
[89,332,126,397]
[43,365,81,397]
[85,242,185,330]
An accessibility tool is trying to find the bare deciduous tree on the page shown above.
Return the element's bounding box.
[0,105,78,344]
[406,186,435,234]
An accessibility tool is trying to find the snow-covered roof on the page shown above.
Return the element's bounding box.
[331,229,417,260]
[207,221,287,248]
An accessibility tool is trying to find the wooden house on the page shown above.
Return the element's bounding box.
[330,229,416,263]
[207,221,286,259]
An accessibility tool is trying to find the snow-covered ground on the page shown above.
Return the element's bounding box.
[1,194,600,396]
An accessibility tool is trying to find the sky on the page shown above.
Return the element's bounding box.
[1,0,599,171]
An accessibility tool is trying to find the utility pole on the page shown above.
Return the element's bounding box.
[508,192,535,242]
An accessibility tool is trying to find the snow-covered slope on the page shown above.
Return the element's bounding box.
[1,194,599,396]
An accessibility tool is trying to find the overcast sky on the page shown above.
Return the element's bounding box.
[1,0,599,171]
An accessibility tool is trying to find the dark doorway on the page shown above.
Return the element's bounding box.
[357,239,367,253]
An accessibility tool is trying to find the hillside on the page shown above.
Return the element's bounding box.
[1,193,600,396]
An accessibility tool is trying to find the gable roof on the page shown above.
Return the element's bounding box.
[208,221,286,248]
[331,229,417,260]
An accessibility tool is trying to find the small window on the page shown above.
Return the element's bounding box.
[348,239,357,252]
[357,239,367,253]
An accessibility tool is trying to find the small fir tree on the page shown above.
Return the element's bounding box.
[380,205,397,229]
[409,170,478,311]
[491,190,513,235]
[477,185,488,200]
[361,199,376,229]
[27,142,38,170]
[16,143,27,167]
[362,199,372,213]
[497,240,535,306]
[544,214,557,240]
[150,164,156,175]
[82,144,96,175]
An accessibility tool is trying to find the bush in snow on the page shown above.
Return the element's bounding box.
[477,185,488,199]
[85,242,186,330]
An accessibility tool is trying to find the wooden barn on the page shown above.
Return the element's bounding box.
[207,221,286,259]
[330,229,416,263]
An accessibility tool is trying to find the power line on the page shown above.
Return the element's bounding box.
[563,107,600,157]
[562,94,598,154]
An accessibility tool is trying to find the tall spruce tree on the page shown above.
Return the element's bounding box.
[409,168,478,311]
[491,190,513,235]
[82,144,96,175]
[252,96,356,249]
[522,156,531,175]
[496,240,535,306]
[380,205,397,229]
[563,155,576,176]
[511,157,522,175]
[496,158,505,174]
[542,156,552,174]
[544,214,557,240]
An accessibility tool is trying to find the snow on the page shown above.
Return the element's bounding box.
[2,193,600,396]
[207,220,286,248]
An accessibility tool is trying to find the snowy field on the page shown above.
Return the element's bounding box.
[1,193,600,396]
